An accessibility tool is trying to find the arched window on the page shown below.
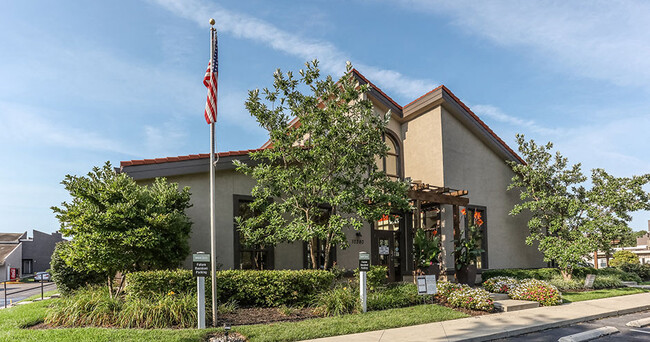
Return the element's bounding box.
[375,133,401,180]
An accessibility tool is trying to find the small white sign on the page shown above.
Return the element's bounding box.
[379,245,390,255]
[585,274,596,289]
[417,275,437,295]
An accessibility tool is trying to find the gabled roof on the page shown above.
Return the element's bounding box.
[120,69,523,169]
[0,233,23,243]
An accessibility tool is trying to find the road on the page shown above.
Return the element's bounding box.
[0,281,57,308]
[496,310,650,341]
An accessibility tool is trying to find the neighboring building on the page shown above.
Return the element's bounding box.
[596,220,650,267]
[0,233,24,282]
[119,69,545,282]
[0,230,65,281]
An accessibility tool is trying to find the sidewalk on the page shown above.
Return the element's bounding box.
[305,292,650,342]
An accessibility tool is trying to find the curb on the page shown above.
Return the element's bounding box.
[557,326,619,342]
[626,317,650,328]
[471,303,650,341]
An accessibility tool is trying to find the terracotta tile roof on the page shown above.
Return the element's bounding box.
[120,148,266,167]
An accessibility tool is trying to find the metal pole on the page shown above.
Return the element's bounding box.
[3,282,6,308]
[360,271,367,313]
[41,279,44,300]
[208,23,218,328]
[197,276,206,329]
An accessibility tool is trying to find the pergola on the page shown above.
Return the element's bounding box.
[408,182,469,271]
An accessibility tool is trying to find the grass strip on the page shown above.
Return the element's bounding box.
[562,287,649,303]
[0,299,467,342]
[235,304,468,342]
[22,290,60,302]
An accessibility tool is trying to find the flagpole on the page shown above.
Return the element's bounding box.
[208,19,218,328]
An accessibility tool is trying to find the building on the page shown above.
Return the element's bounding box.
[119,70,545,282]
[595,220,650,267]
[0,230,65,281]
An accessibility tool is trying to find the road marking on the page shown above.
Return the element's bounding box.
[630,328,650,335]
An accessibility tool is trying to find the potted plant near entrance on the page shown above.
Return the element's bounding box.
[455,209,484,285]
[413,228,441,277]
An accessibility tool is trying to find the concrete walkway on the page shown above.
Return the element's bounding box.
[305,292,650,342]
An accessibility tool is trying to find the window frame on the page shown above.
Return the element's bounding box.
[233,195,275,270]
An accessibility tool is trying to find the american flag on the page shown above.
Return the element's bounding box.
[203,30,218,124]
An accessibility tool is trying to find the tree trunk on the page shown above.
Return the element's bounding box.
[605,251,611,267]
[107,275,114,299]
[561,269,572,281]
[323,239,332,271]
[309,238,318,269]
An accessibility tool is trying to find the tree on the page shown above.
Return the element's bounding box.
[51,162,193,297]
[620,230,648,247]
[50,241,105,295]
[610,250,640,267]
[508,135,650,280]
[235,61,410,269]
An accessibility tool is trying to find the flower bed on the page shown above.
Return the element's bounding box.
[482,276,519,293]
[507,279,562,306]
[436,281,494,311]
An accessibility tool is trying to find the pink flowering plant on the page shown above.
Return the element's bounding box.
[437,281,494,311]
[508,279,562,306]
[482,276,520,294]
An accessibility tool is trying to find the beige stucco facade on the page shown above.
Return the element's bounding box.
[120,70,545,277]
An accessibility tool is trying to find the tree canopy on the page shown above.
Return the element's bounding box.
[51,162,193,296]
[508,135,650,279]
[235,60,410,269]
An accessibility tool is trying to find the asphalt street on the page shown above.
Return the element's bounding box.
[0,281,57,308]
[496,310,650,341]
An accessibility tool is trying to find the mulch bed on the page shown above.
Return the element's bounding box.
[217,307,318,326]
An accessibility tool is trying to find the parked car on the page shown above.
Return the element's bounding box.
[34,272,51,282]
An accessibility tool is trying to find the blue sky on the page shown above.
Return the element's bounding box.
[1,0,649,234]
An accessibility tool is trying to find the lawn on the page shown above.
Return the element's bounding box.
[0,298,467,342]
[22,290,60,302]
[562,287,649,303]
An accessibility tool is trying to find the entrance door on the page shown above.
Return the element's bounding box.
[373,224,402,282]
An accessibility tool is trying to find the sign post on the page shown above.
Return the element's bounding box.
[193,252,211,329]
[359,251,370,313]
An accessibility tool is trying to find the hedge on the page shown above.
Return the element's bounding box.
[126,269,335,307]
[482,267,641,283]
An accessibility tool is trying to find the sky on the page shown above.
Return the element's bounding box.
[1,0,649,234]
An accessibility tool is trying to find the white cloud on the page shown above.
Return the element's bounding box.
[151,0,437,100]
[0,101,134,155]
[399,0,650,89]
[472,104,564,136]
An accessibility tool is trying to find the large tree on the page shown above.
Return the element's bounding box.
[508,135,650,279]
[235,61,410,269]
[52,162,193,296]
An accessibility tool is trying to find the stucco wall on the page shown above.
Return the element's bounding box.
[22,230,65,273]
[440,106,545,269]
[402,107,445,186]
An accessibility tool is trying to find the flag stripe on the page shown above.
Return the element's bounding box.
[204,30,218,124]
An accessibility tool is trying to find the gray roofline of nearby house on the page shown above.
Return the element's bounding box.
[118,154,254,181]
[0,243,21,266]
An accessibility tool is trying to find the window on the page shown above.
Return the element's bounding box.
[375,133,401,180]
[234,196,274,270]
[22,259,33,274]
[465,206,488,269]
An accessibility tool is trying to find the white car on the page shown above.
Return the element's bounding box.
[34,272,51,282]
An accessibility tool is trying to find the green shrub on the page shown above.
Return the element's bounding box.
[617,263,650,281]
[592,275,623,289]
[353,265,387,289]
[49,241,105,295]
[482,268,560,281]
[610,250,640,267]
[367,283,427,311]
[508,279,562,306]
[126,269,335,307]
[314,285,360,316]
[482,276,519,293]
[446,286,494,311]
[573,267,642,283]
[547,276,584,291]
